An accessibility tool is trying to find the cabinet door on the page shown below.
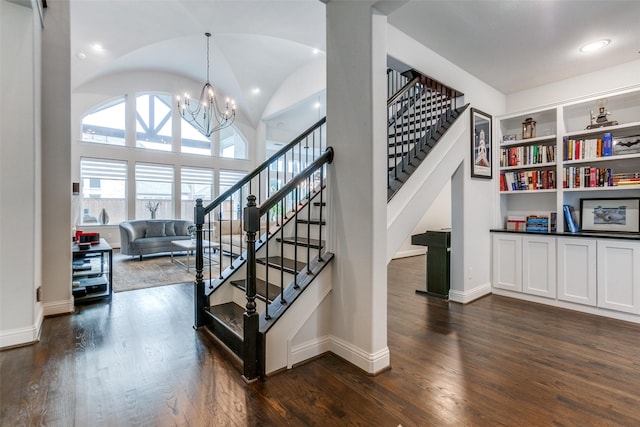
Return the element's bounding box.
[597,240,640,314]
[492,234,522,292]
[557,238,596,306]
[522,235,556,298]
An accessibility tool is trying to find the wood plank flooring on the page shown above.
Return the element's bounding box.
[2,254,640,425]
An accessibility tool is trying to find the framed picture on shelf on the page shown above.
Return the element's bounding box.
[580,197,640,233]
[470,108,492,179]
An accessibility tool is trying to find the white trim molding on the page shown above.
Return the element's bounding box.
[288,336,332,369]
[43,299,74,317]
[449,282,492,304]
[0,324,39,349]
[329,335,390,375]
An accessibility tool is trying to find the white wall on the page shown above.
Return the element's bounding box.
[394,180,452,259]
[387,25,505,302]
[0,0,42,348]
[507,59,640,113]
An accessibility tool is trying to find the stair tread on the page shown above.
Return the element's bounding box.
[296,219,326,225]
[277,236,325,249]
[257,256,306,274]
[230,278,281,302]
[208,302,244,338]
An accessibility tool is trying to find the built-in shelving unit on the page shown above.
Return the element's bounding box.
[491,86,640,324]
[495,87,640,232]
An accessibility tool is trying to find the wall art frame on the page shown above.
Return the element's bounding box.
[579,197,640,233]
[470,108,492,179]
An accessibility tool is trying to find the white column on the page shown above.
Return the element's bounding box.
[42,0,73,314]
[326,1,389,373]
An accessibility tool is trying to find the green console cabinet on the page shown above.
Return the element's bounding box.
[411,230,451,299]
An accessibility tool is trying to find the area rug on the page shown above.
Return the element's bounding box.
[112,251,196,292]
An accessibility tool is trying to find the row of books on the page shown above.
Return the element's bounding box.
[562,167,640,188]
[506,213,557,233]
[613,172,640,186]
[500,144,556,167]
[563,134,613,161]
[500,170,556,192]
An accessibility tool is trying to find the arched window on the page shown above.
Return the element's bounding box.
[181,117,212,155]
[219,126,248,159]
[81,97,126,146]
[135,93,173,151]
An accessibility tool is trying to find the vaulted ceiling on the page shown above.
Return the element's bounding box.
[70,0,640,128]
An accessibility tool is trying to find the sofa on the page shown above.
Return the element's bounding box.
[119,219,194,260]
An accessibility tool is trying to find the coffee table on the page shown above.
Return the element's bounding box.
[170,239,220,272]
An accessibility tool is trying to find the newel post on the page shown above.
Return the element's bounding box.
[243,194,260,381]
[194,198,206,329]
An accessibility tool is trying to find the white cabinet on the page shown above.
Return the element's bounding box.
[597,239,640,314]
[522,235,556,298]
[557,237,597,306]
[492,233,556,299]
[492,233,522,292]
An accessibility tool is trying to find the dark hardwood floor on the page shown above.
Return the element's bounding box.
[2,255,640,426]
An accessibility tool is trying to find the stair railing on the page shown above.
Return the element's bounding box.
[387,69,464,190]
[193,118,326,329]
[243,147,334,380]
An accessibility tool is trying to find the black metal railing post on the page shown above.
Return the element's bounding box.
[243,195,260,381]
[194,198,206,328]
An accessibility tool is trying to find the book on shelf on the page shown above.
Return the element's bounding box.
[564,166,613,188]
[505,212,556,233]
[506,215,526,231]
[603,133,613,157]
[501,170,555,191]
[563,205,579,233]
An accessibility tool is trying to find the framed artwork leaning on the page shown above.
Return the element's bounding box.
[470,108,492,179]
[579,197,640,233]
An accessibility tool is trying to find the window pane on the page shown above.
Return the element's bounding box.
[135,163,174,219]
[181,167,214,220]
[135,93,172,151]
[82,98,126,146]
[181,117,212,155]
[218,169,248,220]
[79,159,127,225]
[219,126,247,159]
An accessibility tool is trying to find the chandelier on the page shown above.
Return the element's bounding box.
[177,32,236,137]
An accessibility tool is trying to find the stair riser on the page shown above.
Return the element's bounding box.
[256,263,296,286]
[231,286,269,313]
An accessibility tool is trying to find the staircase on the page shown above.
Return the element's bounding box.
[192,68,466,381]
[387,69,468,201]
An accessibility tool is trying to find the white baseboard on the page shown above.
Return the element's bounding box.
[289,336,332,369]
[43,299,74,317]
[449,282,492,304]
[329,335,390,374]
[0,324,39,349]
[392,249,424,259]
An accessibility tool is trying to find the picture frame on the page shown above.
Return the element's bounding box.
[470,108,492,179]
[579,197,640,233]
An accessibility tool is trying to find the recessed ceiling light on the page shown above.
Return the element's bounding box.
[580,39,610,53]
[91,43,104,52]
[251,87,261,95]
[313,102,321,109]
[76,52,87,60]
[312,48,322,55]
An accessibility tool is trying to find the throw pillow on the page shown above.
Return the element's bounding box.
[164,222,176,236]
[146,221,166,237]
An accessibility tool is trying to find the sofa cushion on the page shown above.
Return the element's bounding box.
[174,221,190,236]
[146,221,166,237]
[164,222,176,236]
